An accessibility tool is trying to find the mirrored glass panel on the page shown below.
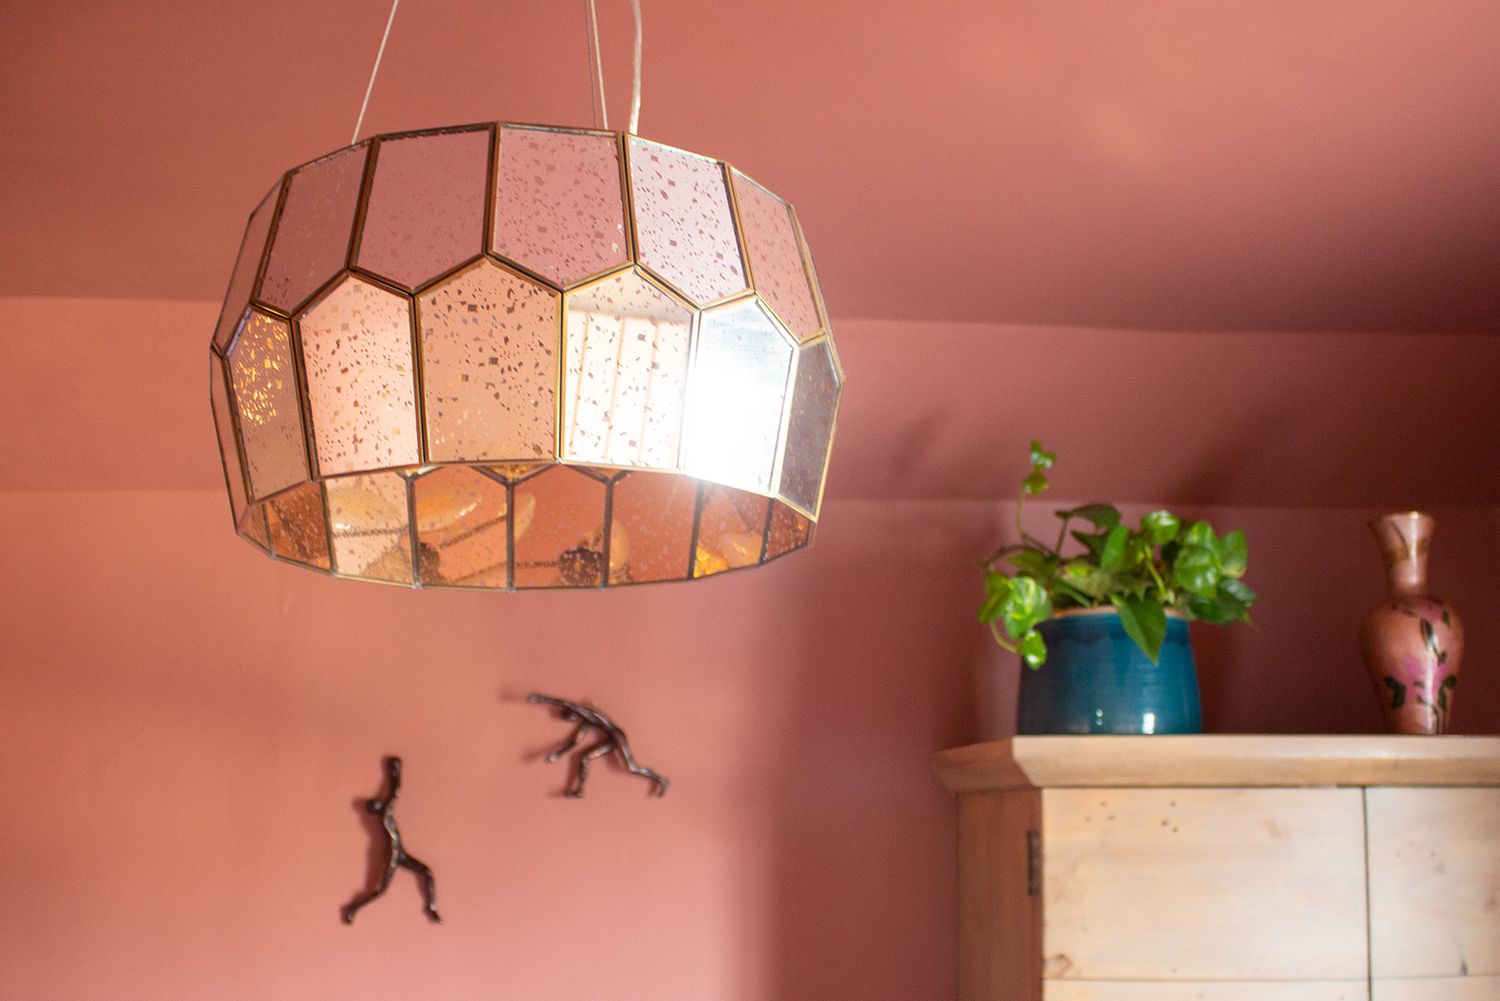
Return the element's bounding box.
[258,145,367,313]
[512,467,607,588]
[413,466,512,588]
[731,170,821,340]
[266,482,331,569]
[213,182,281,351]
[210,352,248,525]
[765,500,811,560]
[778,337,841,516]
[327,472,413,583]
[607,471,697,584]
[227,310,308,500]
[694,485,769,578]
[628,138,746,305]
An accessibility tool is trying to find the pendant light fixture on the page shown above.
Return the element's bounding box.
[207,0,842,589]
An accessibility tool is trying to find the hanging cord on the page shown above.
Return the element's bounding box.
[351,0,402,145]
[584,0,644,133]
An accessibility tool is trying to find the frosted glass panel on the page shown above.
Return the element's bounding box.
[778,338,841,515]
[259,145,367,312]
[227,310,308,500]
[765,501,811,559]
[358,128,490,289]
[418,261,559,463]
[694,485,769,578]
[327,472,412,583]
[512,467,607,588]
[267,482,331,569]
[210,352,248,525]
[628,138,746,305]
[493,126,628,286]
[213,182,280,351]
[608,471,697,584]
[413,466,511,588]
[683,299,794,494]
[561,270,692,469]
[299,276,420,476]
[732,170,820,340]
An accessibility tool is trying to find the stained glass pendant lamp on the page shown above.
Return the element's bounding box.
[207,2,842,590]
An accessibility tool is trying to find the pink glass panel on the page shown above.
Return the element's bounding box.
[731,170,821,340]
[512,467,607,588]
[266,482,331,569]
[683,299,794,494]
[357,128,490,289]
[694,485,769,578]
[628,138,746,305]
[326,472,413,582]
[493,126,628,287]
[413,466,510,588]
[258,145,367,312]
[765,501,811,560]
[418,261,559,463]
[608,472,697,584]
[226,310,308,500]
[240,507,271,552]
[561,270,692,469]
[299,276,420,476]
[210,352,248,526]
[213,181,281,351]
[778,337,841,515]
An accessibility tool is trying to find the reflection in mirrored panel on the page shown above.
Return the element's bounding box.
[561,270,692,470]
[731,170,821,340]
[266,482,332,569]
[327,472,413,583]
[778,337,841,516]
[210,353,248,526]
[240,508,271,552]
[227,310,308,500]
[765,500,812,560]
[694,485,769,578]
[684,299,794,494]
[608,471,697,584]
[258,145,367,313]
[413,466,512,589]
[628,138,746,305]
[512,467,607,588]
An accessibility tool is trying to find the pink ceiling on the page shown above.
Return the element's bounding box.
[3,0,1499,332]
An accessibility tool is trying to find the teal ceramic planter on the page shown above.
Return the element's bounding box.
[1017,608,1202,735]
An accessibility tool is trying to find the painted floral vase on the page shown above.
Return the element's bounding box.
[1360,512,1464,735]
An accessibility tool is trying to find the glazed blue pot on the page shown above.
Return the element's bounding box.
[1017,609,1202,735]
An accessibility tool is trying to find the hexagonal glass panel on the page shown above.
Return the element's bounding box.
[683,299,794,494]
[299,276,420,476]
[210,351,248,526]
[327,472,412,583]
[418,261,559,463]
[765,500,811,560]
[731,170,820,340]
[413,466,512,588]
[627,138,746,305]
[357,128,490,289]
[213,181,281,351]
[561,270,692,470]
[608,471,697,584]
[258,144,368,313]
[512,467,607,588]
[493,126,628,287]
[227,310,308,500]
[693,485,769,578]
[778,337,841,516]
[266,482,331,569]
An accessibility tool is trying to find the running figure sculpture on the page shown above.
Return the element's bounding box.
[527,694,669,798]
[342,756,442,924]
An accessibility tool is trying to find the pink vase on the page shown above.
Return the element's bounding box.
[1359,512,1464,734]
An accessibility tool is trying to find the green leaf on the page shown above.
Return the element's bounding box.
[1001,576,1053,639]
[1019,630,1047,670]
[1216,529,1248,577]
[1383,676,1406,709]
[1111,595,1167,663]
[1140,510,1182,545]
[1056,503,1121,529]
[977,573,1012,621]
[1182,521,1215,549]
[1006,549,1057,579]
[1021,470,1049,496]
[1029,440,1056,470]
[1061,561,1114,599]
[1099,524,1131,572]
[1071,530,1106,557]
[1172,543,1222,600]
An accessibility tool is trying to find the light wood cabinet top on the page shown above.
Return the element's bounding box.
[932,734,1500,792]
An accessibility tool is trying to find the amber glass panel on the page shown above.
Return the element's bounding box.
[418,261,559,462]
[608,471,697,584]
[326,472,413,583]
[266,482,331,569]
[561,270,692,470]
[493,126,628,287]
[210,352,248,526]
[299,276,421,476]
[258,145,367,313]
[512,467,607,588]
[357,129,490,289]
[627,138,746,305]
[412,466,511,588]
[213,182,281,351]
[694,485,769,578]
[779,338,841,516]
[226,310,308,500]
[684,299,794,494]
[731,170,821,340]
[240,507,271,552]
[765,500,811,560]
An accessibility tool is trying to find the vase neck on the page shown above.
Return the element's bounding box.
[1370,512,1432,598]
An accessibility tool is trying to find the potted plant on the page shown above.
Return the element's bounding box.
[978,442,1256,734]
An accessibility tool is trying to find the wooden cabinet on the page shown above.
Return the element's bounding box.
[933,736,1500,1001]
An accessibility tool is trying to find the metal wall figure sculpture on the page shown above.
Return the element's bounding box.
[343,757,442,924]
[528,694,669,797]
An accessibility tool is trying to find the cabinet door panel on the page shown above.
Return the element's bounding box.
[1367,787,1500,980]
[1042,788,1367,981]
[1045,982,1366,1001]
[1372,976,1500,1001]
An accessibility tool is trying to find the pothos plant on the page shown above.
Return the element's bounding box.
[979,442,1256,669]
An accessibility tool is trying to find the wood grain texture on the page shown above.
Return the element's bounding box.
[932,736,1500,794]
[1044,981,1368,1000]
[1367,787,1500,979]
[957,789,1042,1001]
[1372,976,1500,1000]
[1041,788,1368,981]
